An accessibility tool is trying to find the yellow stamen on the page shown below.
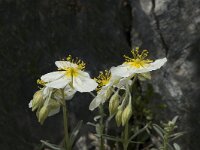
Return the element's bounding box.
[124,47,153,68]
[66,55,86,70]
[95,70,111,91]
[37,79,46,86]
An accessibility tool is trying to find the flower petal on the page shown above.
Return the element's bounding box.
[73,71,98,92]
[89,87,112,111]
[115,77,132,89]
[46,77,71,89]
[89,96,103,111]
[55,61,77,69]
[41,71,65,82]
[64,85,77,100]
[29,100,32,108]
[134,58,167,73]
[110,65,132,77]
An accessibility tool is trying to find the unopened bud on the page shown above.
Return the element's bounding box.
[105,86,113,99]
[48,99,60,109]
[109,92,119,115]
[115,109,123,127]
[122,103,132,126]
[32,90,44,111]
[38,106,49,124]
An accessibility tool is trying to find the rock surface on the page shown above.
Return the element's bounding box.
[0,0,199,149]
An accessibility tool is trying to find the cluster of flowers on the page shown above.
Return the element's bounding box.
[29,47,167,125]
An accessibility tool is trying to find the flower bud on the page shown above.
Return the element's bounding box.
[115,109,123,127]
[105,86,113,100]
[32,90,44,111]
[109,92,119,115]
[122,103,132,126]
[48,99,60,110]
[38,106,49,124]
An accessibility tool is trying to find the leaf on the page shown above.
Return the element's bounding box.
[95,134,142,144]
[170,132,185,141]
[70,120,83,146]
[86,122,96,127]
[129,140,144,144]
[40,140,63,150]
[173,143,181,150]
[167,143,174,150]
[94,115,101,121]
[129,124,149,141]
[95,134,122,142]
[172,116,179,124]
[152,124,164,139]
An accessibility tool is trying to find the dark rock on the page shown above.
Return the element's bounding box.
[0,0,199,149]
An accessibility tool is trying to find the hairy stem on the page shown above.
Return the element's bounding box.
[99,104,105,150]
[62,90,70,150]
[123,122,129,150]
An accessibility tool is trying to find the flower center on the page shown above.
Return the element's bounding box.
[59,55,86,78]
[65,67,79,77]
[123,47,153,68]
[95,70,111,91]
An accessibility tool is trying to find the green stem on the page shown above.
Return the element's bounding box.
[62,90,70,150]
[122,76,137,150]
[163,133,169,150]
[123,122,129,150]
[99,104,105,150]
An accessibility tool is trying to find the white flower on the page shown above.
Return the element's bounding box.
[89,70,129,111]
[111,47,167,78]
[41,55,98,93]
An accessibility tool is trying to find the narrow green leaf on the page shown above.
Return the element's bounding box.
[172,116,179,124]
[94,115,101,121]
[70,120,83,146]
[170,132,185,141]
[95,134,122,142]
[152,124,164,139]
[129,141,144,144]
[86,122,96,127]
[173,143,181,150]
[150,148,158,150]
[40,140,63,150]
[129,124,148,141]
[167,143,174,150]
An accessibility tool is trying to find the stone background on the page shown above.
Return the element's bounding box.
[0,0,200,149]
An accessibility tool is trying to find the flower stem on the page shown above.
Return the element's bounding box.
[122,76,137,150]
[62,90,70,150]
[163,132,169,150]
[99,104,105,150]
[123,122,129,150]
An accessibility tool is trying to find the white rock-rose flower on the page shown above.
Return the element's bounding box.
[111,47,167,78]
[89,70,130,111]
[41,55,98,93]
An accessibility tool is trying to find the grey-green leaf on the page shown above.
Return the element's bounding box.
[173,143,181,150]
[40,140,63,150]
[70,120,83,146]
[153,124,164,139]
